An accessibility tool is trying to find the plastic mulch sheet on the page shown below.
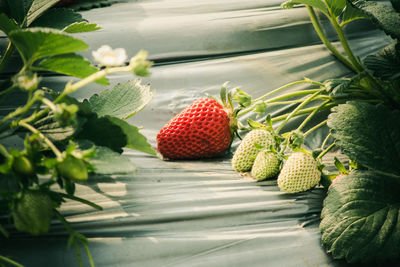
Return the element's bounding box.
[0,1,395,266]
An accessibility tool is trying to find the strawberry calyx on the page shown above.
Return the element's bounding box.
[219,82,239,141]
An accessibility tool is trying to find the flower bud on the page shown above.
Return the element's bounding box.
[13,72,40,91]
[129,50,152,76]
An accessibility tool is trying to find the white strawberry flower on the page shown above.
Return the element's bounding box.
[14,72,39,91]
[92,45,128,66]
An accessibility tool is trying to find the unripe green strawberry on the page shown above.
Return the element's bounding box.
[12,155,34,177]
[251,150,280,181]
[12,190,54,235]
[232,129,274,172]
[277,152,321,193]
[56,155,88,181]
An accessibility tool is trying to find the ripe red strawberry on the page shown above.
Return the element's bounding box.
[157,98,234,159]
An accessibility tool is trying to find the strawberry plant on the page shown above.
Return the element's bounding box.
[0,1,154,266]
[226,0,400,263]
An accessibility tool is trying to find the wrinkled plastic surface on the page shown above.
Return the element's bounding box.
[0,1,394,266]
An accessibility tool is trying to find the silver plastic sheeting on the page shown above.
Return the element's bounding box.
[0,1,394,266]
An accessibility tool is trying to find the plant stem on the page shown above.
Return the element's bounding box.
[253,79,324,103]
[56,65,131,103]
[237,89,325,117]
[41,98,57,111]
[309,6,384,99]
[297,100,330,132]
[18,121,63,160]
[55,210,93,267]
[304,119,327,137]
[0,85,16,97]
[321,132,332,149]
[306,6,358,73]
[0,255,24,267]
[271,103,336,123]
[269,95,331,106]
[58,192,103,210]
[265,89,325,104]
[276,90,324,133]
[83,243,95,267]
[0,144,10,158]
[0,42,15,74]
[0,91,40,126]
[327,11,363,73]
[22,65,133,124]
[317,142,335,159]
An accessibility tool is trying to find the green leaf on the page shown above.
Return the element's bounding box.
[6,0,33,25]
[30,7,86,30]
[63,22,101,33]
[34,53,108,85]
[340,3,368,26]
[27,0,59,26]
[320,170,400,263]
[325,0,346,17]
[84,79,153,119]
[325,78,352,95]
[106,116,156,156]
[88,146,135,175]
[0,13,18,35]
[9,28,88,64]
[281,0,328,15]
[353,0,400,40]
[327,101,400,176]
[76,113,127,153]
[34,112,86,143]
[363,43,400,81]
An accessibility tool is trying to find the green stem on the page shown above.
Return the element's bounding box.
[276,90,324,133]
[271,103,336,123]
[253,79,324,103]
[0,256,24,267]
[18,121,63,160]
[83,243,95,267]
[22,65,132,124]
[0,91,40,126]
[237,89,325,117]
[317,142,336,159]
[297,100,330,132]
[327,10,363,73]
[268,95,330,106]
[0,42,15,74]
[265,89,325,104]
[56,65,131,103]
[321,132,332,150]
[307,6,358,73]
[309,6,384,98]
[54,210,91,267]
[19,107,49,126]
[303,119,327,137]
[58,192,103,210]
[41,98,57,111]
[72,241,83,267]
[0,85,16,97]
[0,143,10,158]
